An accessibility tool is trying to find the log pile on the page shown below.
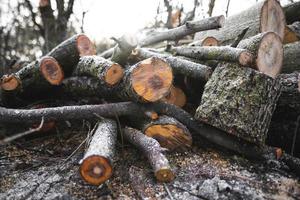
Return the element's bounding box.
[1,0,300,188]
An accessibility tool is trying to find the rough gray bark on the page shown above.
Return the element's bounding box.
[194,0,285,45]
[282,41,300,73]
[171,46,254,67]
[133,48,212,81]
[73,56,123,87]
[123,127,174,182]
[283,1,300,24]
[195,63,282,145]
[47,34,96,76]
[79,118,117,185]
[139,15,225,47]
[127,115,192,151]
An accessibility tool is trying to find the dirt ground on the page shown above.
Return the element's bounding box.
[0,123,300,200]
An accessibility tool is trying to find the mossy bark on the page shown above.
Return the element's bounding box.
[195,63,281,145]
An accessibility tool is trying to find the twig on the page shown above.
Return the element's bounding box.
[0,117,44,145]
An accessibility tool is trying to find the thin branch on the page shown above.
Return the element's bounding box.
[207,0,216,17]
[24,0,45,37]
[164,0,173,29]
[0,117,44,145]
[225,0,231,17]
[65,0,75,20]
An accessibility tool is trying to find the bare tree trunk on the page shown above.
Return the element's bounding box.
[207,0,216,17]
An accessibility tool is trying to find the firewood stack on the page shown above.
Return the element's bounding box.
[1,0,300,186]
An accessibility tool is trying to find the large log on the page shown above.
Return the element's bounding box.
[194,0,286,45]
[194,62,282,145]
[127,115,192,151]
[73,56,124,87]
[119,57,173,102]
[170,46,254,67]
[282,41,300,73]
[1,56,64,91]
[47,34,96,76]
[132,48,212,81]
[283,1,300,24]
[283,21,300,44]
[80,118,117,185]
[139,15,225,47]
[123,127,175,182]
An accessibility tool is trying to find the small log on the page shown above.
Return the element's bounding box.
[194,0,286,45]
[30,104,56,132]
[282,41,300,73]
[119,57,173,102]
[128,115,192,151]
[47,34,96,76]
[132,48,212,81]
[195,62,282,145]
[283,21,300,44]
[189,36,219,46]
[73,56,124,87]
[283,1,300,24]
[161,85,187,108]
[170,46,254,67]
[139,15,225,47]
[123,127,175,182]
[237,32,283,78]
[1,56,64,91]
[80,118,117,186]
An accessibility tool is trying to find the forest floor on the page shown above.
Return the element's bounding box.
[0,122,300,200]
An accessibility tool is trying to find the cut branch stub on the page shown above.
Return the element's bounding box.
[123,127,175,182]
[190,36,219,46]
[120,57,173,102]
[39,56,64,85]
[161,85,187,107]
[283,22,300,44]
[237,32,283,78]
[80,119,117,186]
[73,56,124,87]
[47,34,96,76]
[195,0,286,45]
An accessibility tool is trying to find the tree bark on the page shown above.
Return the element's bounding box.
[283,21,300,44]
[170,46,254,67]
[47,34,96,76]
[194,0,286,45]
[123,127,175,182]
[282,41,300,73]
[195,62,282,145]
[283,1,300,24]
[73,56,124,87]
[79,118,117,186]
[132,48,212,81]
[139,15,225,47]
[127,115,192,151]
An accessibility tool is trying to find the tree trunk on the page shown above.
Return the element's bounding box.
[139,15,225,47]
[282,41,300,73]
[132,48,212,81]
[283,21,300,44]
[79,118,117,186]
[195,62,282,145]
[171,46,254,67]
[47,34,96,76]
[73,56,124,87]
[194,0,285,45]
[123,127,175,182]
[283,1,300,24]
[127,115,192,151]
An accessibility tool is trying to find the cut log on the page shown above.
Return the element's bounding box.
[189,36,219,46]
[139,15,225,47]
[73,56,124,87]
[283,1,300,24]
[283,21,300,44]
[1,56,64,91]
[119,57,173,102]
[237,32,283,78]
[194,0,286,45]
[132,48,212,81]
[128,115,192,151]
[170,46,254,67]
[47,34,96,76]
[194,62,282,145]
[123,127,175,182]
[80,118,117,185]
[161,85,187,108]
[282,41,300,73]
